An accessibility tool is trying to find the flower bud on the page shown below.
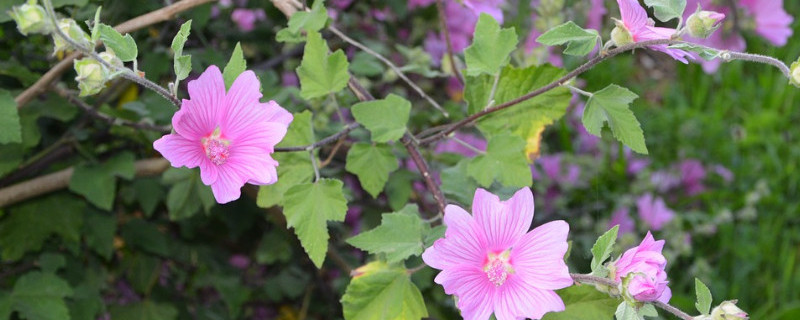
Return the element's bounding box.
[52,18,91,56]
[74,51,120,96]
[790,58,800,88]
[611,19,634,46]
[711,300,748,320]
[8,0,51,35]
[686,5,725,39]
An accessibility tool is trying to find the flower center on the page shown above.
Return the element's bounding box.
[484,251,513,286]
[202,128,231,165]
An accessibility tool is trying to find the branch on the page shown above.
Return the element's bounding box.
[328,25,449,117]
[401,134,446,216]
[52,85,172,132]
[14,0,216,108]
[569,273,694,320]
[435,0,464,85]
[0,158,169,208]
[274,123,361,152]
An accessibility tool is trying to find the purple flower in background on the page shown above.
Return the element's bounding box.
[424,32,447,65]
[408,0,436,9]
[463,0,505,24]
[231,8,265,32]
[444,1,479,52]
[533,155,581,186]
[282,71,299,87]
[636,193,674,231]
[345,206,363,234]
[713,165,734,182]
[628,157,650,175]
[680,159,706,196]
[609,207,635,238]
[331,0,354,10]
[586,0,608,31]
[651,170,681,192]
[739,0,794,46]
[434,132,487,157]
[229,254,250,269]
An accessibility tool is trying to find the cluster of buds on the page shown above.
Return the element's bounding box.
[694,300,748,320]
[52,18,92,55]
[74,51,122,96]
[686,5,726,39]
[8,0,51,35]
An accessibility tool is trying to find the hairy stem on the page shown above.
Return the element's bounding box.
[570,274,695,320]
[435,0,464,85]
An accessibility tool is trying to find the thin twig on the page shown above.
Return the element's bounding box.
[570,273,695,320]
[449,136,485,155]
[319,137,346,168]
[435,0,464,85]
[401,134,446,216]
[274,123,361,152]
[309,149,320,182]
[52,85,171,132]
[328,25,448,117]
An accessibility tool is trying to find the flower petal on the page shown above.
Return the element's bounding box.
[422,205,488,270]
[210,166,245,204]
[176,65,226,139]
[222,70,266,139]
[432,266,494,320]
[472,188,533,251]
[617,0,647,30]
[153,134,205,169]
[494,277,565,320]
[264,100,294,127]
[511,220,573,290]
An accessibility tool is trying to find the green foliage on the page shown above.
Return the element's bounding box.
[590,225,619,277]
[0,194,84,261]
[536,21,600,56]
[109,301,178,320]
[615,302,639,320]
[668,43,721,60]
[341,261,428,320]
[441,159,480,206]
[345,143,399,198]
[213,276,252,318]
[465,64,571,155]
[257,111,315,208]
[171,20,192,82]
[351,94,411,143]
[297,30,350,99]
[83,210,117,260]
[162,167,215,220]
[10,272,73,320]
[644,0,687,22]
[542,286,620,320]
[347,205,426,263]
[68,152,135,210]
[467,134,532,188]
[222,42,246,90]
[97,24,138,62]
[464,13,518,76]
[582,84,648,154]
[283,178,348,268]
[287,0,328,34]
[695,278,713,315]
[0,89,21,144]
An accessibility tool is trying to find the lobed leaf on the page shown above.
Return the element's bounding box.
[351,94,411,143]
[297,30,350,99]
[467,134,532,188]
[0,89,21,144]
[536,21,600,56]
[98,24,137,62]
[283,179,348,268]
[346,205,426,263]
[582,84,648,154]
[590,225,619,276]
[644,0,688,23]
[345,143,399,198]
[464,13,518,76]
[341,261,428,320]
[222,42,247,90]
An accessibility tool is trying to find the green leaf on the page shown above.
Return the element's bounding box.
[582,84,648,154]
[536,21,600,56]
[0,195,84,261]
[695,278,712,315]
[257,111,315,208]
[615,302,640,320]
[84,210,117,260]
[345,143,399,198]
[351,94,411,143]
[222,42,247,90]
[98,24,138,62]
[341,261,428,320]
[464,64,571,157]
[590,225,619,276]
[542,285,620,320]
[668,43,720,61]
[276,28,306,43]
[38,253,66,274]
[287,0,328,33]
[297,30,350,99]
[0,293,11,320]
[441,159,480,206]
[120,219,169,256]
[69,152,135,210]
[171,20,192,82]
[347,205,425,263]
[162,167,215,220]
[256,231,293,264]
[464,13,518,76]
[110,300,178,320]
[213,276,252,319]
[644,0,687,22]
[11,272,73,320]
[283,178,348,268]
[467,134,531,188]
[0,90,21,144]
[385,170,415,211]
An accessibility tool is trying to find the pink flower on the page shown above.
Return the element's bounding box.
[739,0,794,46]
[612,232,671,303]
[408,0,436,9]
[636,193,674,230]
[614,0,690,63]
[434,132,487,157]
[463,0,505,24]
[680,159,706,195]
[586,0,608,31]
[532,155,581,186]
[609,207,635,238]
[684,0,745,72]
[154,66,293,203]
[231,8,265,32]
[422,188,572,319]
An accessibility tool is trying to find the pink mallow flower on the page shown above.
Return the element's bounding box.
[154,66,293,203]
[231,8,265,32]
[739,0,794,47]
[612,232,672,303]
[613,0,690,63]
[463,0,505,24]
[679,159,706,195]
[609,207,635,238]
[636,193,674,231]
[422,188,572,319]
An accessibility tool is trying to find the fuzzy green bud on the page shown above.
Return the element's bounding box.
[710,300,748,320]
[790,58,800,88]
[686,5,726,39]
[52,18,91,56]
[611,19,634,47]
[74,51,121,96]
[8,0,51,35]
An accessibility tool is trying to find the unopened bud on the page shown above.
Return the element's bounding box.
[711,300,748,320]
[53,18,91,56]
[74,51,120,96]
[686,5,725,39]
[8,0,50,35]
[790,58,800,88]
[611,19,634,46]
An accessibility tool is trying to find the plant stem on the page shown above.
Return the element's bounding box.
[570,273,695,320]
[435,0,464,85]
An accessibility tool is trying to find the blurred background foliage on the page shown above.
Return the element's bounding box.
[0,0,798,319]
